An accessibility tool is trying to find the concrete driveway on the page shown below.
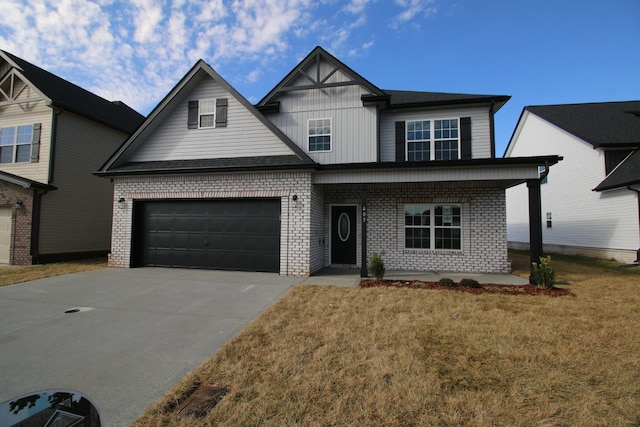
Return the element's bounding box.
[0,268,300,426]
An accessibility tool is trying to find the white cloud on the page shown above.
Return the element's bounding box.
[391,0,437,29]
[0,0,403,114]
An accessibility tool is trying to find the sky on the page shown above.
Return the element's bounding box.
[1,0,638,155]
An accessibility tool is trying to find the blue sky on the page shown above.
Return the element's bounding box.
[1,0,638,155]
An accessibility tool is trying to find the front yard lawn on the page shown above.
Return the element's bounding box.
[134,251,640,426]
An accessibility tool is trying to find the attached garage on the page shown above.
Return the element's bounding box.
[132,199,281,272]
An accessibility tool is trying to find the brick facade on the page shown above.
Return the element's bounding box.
[323,182,511,274]
[0,181,34,265]
[110,174,511,276]
[109,171,315,276]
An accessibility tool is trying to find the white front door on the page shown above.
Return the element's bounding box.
[0,207,13,263]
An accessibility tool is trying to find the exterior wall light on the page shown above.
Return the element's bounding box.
[292,195,298,201]
[118,197,126,209]
[14,200,23,209]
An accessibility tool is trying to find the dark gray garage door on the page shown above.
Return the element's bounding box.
[132,199,281,272]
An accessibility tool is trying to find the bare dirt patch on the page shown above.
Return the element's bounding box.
[359,278,574,297]
[162,382,229,419]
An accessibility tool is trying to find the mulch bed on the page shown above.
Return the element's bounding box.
[359,279,574,297]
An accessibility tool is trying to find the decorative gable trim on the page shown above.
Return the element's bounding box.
[257,46,386,107]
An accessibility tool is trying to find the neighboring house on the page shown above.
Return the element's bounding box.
[505,101,640,264]
[98,46,558,276]
[0,50,144,264]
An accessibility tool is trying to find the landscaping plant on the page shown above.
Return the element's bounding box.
[369,252,385,281]
[531,255,555,288]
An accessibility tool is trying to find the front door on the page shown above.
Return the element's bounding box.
[331,206,357,265]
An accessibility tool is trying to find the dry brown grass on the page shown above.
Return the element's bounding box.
[134,252,640,426]
[0,258,107,287]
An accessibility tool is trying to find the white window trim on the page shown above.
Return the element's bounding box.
[406,118,461,161]
[308,118,332,153]
[198,99,216,129]
[0,124,32,164]
[404,203,462,251]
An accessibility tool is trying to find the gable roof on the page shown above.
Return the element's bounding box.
[99,59,315,175]
[0,50,144,134]
[594,149,640,191]
[258,46,386,107]
[257,46,510,112]
[525,101,640,148]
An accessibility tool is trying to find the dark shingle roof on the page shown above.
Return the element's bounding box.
[2,50,144,134]
[383,90,510,110]
[594,149,640,191]
[99,155,314,176]
[527,101,640,148]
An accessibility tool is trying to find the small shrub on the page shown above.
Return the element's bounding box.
[532,255,555,289]
[369,252,385,281]
[439,278,455,287]
[460,278,481,288]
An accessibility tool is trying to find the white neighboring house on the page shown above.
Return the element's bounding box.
[505,101,640,263]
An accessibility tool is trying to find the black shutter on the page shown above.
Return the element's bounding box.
[30,123,41,163]
[395,121,406,162]
[460,117,472,160]
[187,100,198,129]
[216,98,228,127]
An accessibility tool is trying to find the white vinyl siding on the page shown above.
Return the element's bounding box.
[130,77,294,162]
[265,85,377,164]
[506,111,639,253]
[380,106,492,161]
[38,112,127,254]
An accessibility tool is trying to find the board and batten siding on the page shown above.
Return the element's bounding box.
[506,111,639,255]
[38,112,129,255]
[379,106,493,162]
[130,77,293,162]
[265,85,378,164]
[0,93,52,184]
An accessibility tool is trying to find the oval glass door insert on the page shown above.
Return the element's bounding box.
[338,212,351,242]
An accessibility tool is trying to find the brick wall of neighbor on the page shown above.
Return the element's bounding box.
[109,171,314,276]
[324,182,511,274]
[0,181,34,265]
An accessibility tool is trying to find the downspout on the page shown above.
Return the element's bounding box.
[489,101,496,158]
[629,186,640,263]
[30,189,49,264]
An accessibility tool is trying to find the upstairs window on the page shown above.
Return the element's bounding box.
[406,119,459,161]
[0,124,38,164]
[405,203,461,250]
[187,98,228,129]
[308,118,331,152]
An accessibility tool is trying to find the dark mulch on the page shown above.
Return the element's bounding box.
[359,279,574,297]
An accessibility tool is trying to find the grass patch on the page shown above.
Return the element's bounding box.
[0,258,107,287]
[134,252,640,426]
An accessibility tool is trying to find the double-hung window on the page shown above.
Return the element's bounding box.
[0,125,34,163]
[308,118,331,152]
[187,98,228,129]
[405,203,461,250]
[407,118,459,161]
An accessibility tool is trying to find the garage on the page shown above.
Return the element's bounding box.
[132,199,281,272]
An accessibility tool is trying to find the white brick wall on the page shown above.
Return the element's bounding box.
[109,171,314,276]
[323,183,511,273]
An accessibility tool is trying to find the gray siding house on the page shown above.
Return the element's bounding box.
[98,47,558,276]
[0,50,144,264]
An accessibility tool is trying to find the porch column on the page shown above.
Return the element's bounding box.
[360,185,368,278]
[527,179,543,281]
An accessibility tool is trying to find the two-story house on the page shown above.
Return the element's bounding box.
[505,101,640,264]
[98,46,558,276]
[0,50,144,264]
